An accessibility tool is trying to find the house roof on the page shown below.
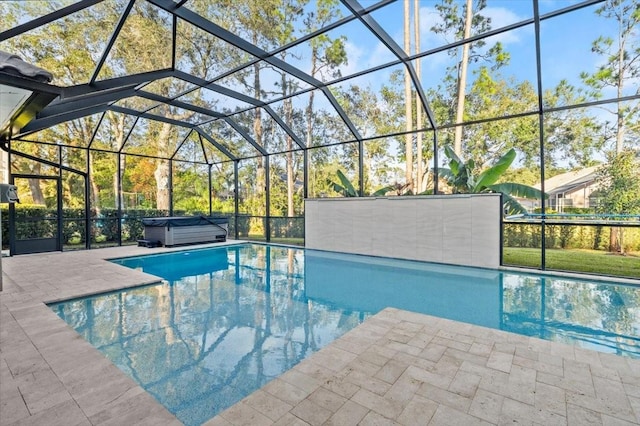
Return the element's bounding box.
[534,166,599,196]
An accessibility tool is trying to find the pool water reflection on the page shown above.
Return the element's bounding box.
[50,244,640,425]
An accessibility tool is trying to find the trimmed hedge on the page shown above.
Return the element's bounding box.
[504,223,640,252]
[1,206,174,248]
[3,205,637,253]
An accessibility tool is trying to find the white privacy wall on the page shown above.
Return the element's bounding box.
[305,193,501,268]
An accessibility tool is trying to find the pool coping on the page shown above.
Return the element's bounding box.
[2,242,640,425]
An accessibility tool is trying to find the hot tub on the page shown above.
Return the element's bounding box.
[141,216,228,247]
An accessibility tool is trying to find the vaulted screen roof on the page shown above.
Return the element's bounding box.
[1,0,636,168]
[2,0,405,163]
[0,1,517,160]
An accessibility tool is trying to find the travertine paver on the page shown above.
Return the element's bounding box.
[2,244,640,425]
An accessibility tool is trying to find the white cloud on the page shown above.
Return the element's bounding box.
[483,7,524,44]
[337,40,365,78]
[369,41,397,66]
[418,5,528,48]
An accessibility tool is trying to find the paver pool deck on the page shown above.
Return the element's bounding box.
[2,242,640,425]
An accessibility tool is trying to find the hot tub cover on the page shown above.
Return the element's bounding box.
[141,216,229,227]
[0,51,53,82]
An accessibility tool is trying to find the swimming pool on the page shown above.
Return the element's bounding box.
[49,243,640,425]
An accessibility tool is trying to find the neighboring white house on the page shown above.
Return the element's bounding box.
[529,166,600,212]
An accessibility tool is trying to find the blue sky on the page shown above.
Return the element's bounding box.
[325,0,624,98]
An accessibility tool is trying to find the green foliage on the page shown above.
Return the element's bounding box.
[595,150,640,215]
[579,0,640,153]
[503,222,640,253]
[269,217,304,240]
[328,170,398,197]
[440,146,546,214]
[329,169,358,197]
[0,205,189,248]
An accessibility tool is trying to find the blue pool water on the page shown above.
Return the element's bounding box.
[50,243,640,425]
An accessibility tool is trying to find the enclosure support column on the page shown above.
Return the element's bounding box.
[234,160,239,240]
[433,131,438,195]
[8,174,15,256]
[208,164,212,217]
[499,193,504,266]
[265,155,270,242]
[303,149,308,200]
[0,136,9,291]
[85,148,91,249]
[6,139,15,258]
[57,145,63,251]
[533,0,546,270]
[358,140,364,197]
[0,205,3,291]
[169,159,173,216]
[117,152,123,246]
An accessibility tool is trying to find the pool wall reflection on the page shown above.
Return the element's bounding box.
[304,250,503,329]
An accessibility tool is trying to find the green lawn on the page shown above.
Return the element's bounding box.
[503,247,640,279]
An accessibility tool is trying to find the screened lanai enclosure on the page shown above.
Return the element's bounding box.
[1,0,639,278]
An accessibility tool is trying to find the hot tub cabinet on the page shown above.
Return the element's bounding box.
[141,216,228,247]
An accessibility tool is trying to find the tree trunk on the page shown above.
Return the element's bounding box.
[284,93,294,217]
[615,24,625,154]
[453,0,473,156]
[28,180,46,205]
[404,0,413,191]
[280,52,295,217]
[414,0,422,192]
[609,227,623,254]
[287,149,294,216]
[253,60,265,221]
[28,162,46,205]
[154,160,170,211]
[89,151,101,213]
[154,123,173,211]
[106,111,126,211]
[285,99,294,216]
[608,25,624,250]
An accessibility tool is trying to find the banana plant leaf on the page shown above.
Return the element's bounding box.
[500,193,529,215]
[438,168,454,181]
[444,145,462,171]
[330,169,358,197]
[487,183,548,215]
[487,182,547,200]
[371,185,394,196]
[474,148,516,192]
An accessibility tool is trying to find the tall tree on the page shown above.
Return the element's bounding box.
[0,1,115,206]
[595,149,640,253]
[403,0,414,191]
[303,0,347,203]
[542,80,605,169]
[580,0,640,153]
[332,85,396,193]
[464,68,539,166]
[580,0,640,251]
[414,0,424,192]
[219,0,301,221]
[453,0,473,156]
[431,0,509,156]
